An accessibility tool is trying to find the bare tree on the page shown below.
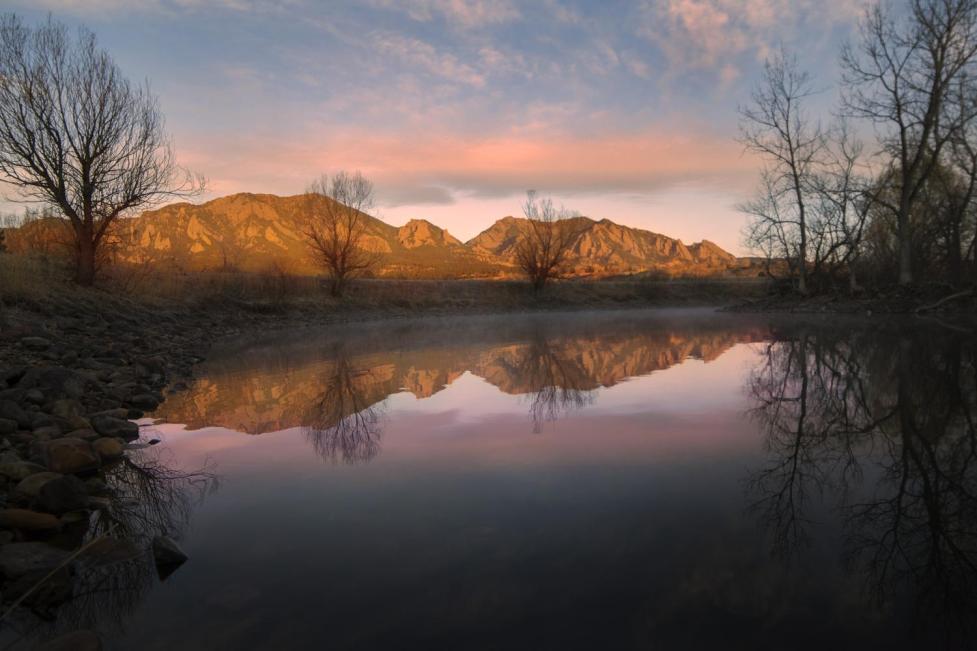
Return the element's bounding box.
[809,124,878,291]
[515,190,581,295]
[739,47,825,294]
[841,0,977,285]
[0,14,202,286]
[304,171,379,297]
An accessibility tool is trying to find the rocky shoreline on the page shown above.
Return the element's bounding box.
[0,291,330,649]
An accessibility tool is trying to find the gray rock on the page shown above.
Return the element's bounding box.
[0,541,70,578]
[90,415,138,441]
[0,418,16,435]
[23,388,44,404]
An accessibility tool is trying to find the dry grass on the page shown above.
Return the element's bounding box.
[0,253,772,316]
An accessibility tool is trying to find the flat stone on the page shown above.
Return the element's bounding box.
[36,630,101,651]
[44,438,100,474]
[0,542,70,578]
[0,508,61,531]
[20,336,52,351]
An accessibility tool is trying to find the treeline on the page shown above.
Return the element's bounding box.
[740,0,977,294]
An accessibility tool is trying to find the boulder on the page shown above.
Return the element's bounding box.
[90,415,138,441]
[44,438,100,474]
[15,472,89,514]
[0,541,70,578]
[36,474,89,514]
[0,508,61,532]
[92,437,125,460]
[129,394,159,411]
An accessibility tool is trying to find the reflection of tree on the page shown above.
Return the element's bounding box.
[303,344,385,464]
[518,331,595,433]
[1,447,217,646]
[746,326,977,634]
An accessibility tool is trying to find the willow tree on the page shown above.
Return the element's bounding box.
[303,171,379,297]
[515,191,581,295]
[0,14,200,285]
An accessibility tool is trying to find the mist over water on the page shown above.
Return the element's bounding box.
[16,309,976,650]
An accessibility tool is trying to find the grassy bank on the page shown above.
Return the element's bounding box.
[0,253,772,318]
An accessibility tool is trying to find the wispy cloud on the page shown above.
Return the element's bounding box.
[638,0,869,82]
[367,0,520,29]
[372,32,486,87]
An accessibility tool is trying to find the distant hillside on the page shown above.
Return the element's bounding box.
[116,193,499,278]
[4,193,769,279]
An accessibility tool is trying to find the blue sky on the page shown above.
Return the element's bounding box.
[4,0,868,252]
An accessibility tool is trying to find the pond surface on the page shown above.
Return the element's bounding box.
[20,309,977,649]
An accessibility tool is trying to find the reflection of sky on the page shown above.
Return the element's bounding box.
[112,332,929,650]
[6,1,871,253]
[154,342,762,470]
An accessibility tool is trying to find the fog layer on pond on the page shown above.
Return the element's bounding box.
[27,309,977,650]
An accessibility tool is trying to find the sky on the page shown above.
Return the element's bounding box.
[4,0,869,254]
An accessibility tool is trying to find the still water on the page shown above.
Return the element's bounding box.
[20,309,977,649]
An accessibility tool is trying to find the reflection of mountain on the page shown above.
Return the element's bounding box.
[156,313,768,436]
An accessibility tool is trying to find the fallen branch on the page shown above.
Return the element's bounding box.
[914,290,974,314]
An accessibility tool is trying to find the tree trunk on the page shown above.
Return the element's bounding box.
[330,275,345,298]
[898,195,913,286]
[948,220,962,286]
[75,234,96,286]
